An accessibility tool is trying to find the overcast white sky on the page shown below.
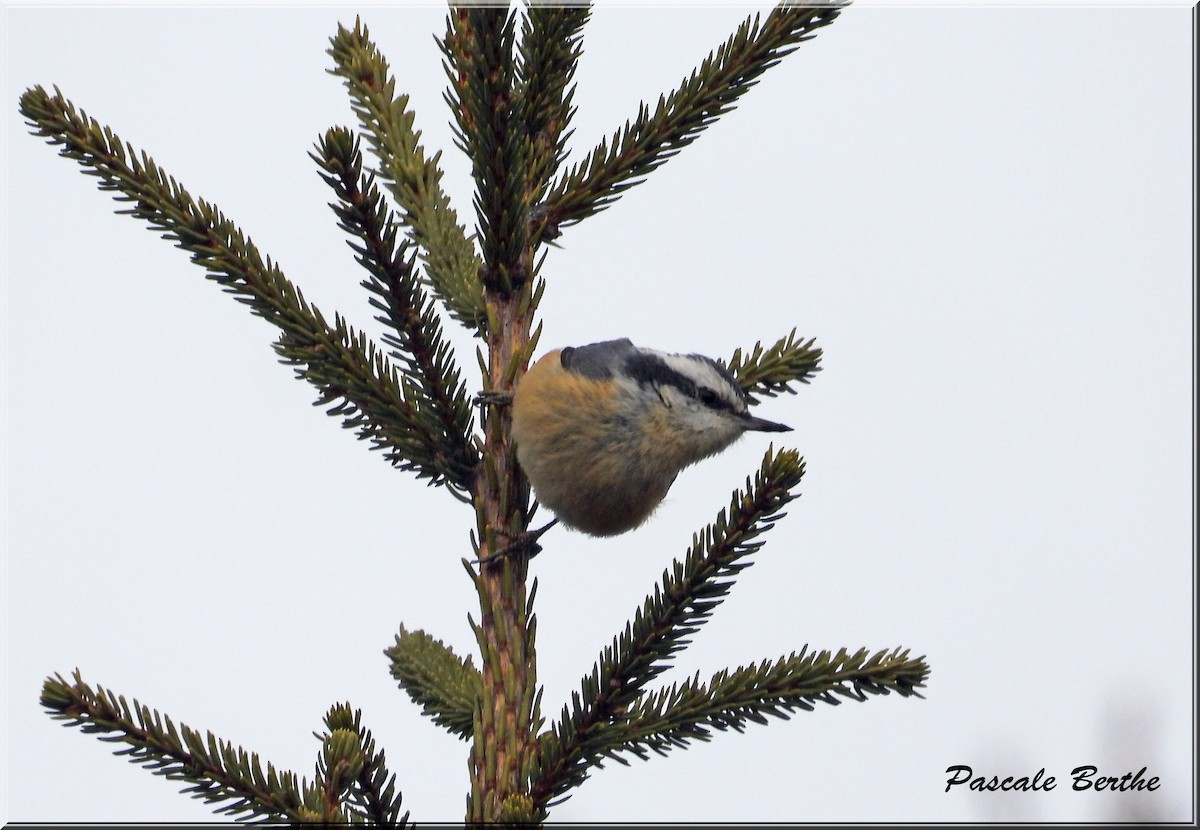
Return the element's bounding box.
[3,1,1194,824]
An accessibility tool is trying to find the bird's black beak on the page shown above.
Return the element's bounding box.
[741,413,792,433]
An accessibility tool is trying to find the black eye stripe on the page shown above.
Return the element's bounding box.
[625,352,693,396]
[625,352,742,412]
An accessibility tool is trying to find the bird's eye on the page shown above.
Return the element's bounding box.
[698,387,719,407]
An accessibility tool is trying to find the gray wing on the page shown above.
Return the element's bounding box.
[559,338,637,379]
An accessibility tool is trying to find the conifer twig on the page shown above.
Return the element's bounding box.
[314,126,479,498]
[40,671,321,821]
[516,3,590,222]
[18,85,475,494]
[443,7,529,292]
[726,328,823,403]
[605,648,930,763]
[531,447,805,808]
[385,626,481,740]
[540,3,845,233]
[441,6,550,823]
[328,20,485,332]
[321,704,410,827]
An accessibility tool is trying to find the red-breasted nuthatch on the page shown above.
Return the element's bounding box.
[511,338,791,537]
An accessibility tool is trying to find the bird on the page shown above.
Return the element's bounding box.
[511,338,791,537]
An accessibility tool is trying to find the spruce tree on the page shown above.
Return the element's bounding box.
[19,3,929,823]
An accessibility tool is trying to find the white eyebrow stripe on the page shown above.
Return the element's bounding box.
[648,350,745,411]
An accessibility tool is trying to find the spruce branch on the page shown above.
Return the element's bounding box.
[725,328,823,404]
[531,447,805,808]
[19,85,474,494]
[327,20,486,332]
[315,728,365,820]
[515,2,591,214]
[445,6,549,820]
[541,3,845,232]
[314,126,479,497]
[19,7,926,824]
[465,555,543,822]
[442,7,530,292]
[40,671,323,821]
[320,704,410,827]
[385,625,482,740]
[604,648,930,763]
